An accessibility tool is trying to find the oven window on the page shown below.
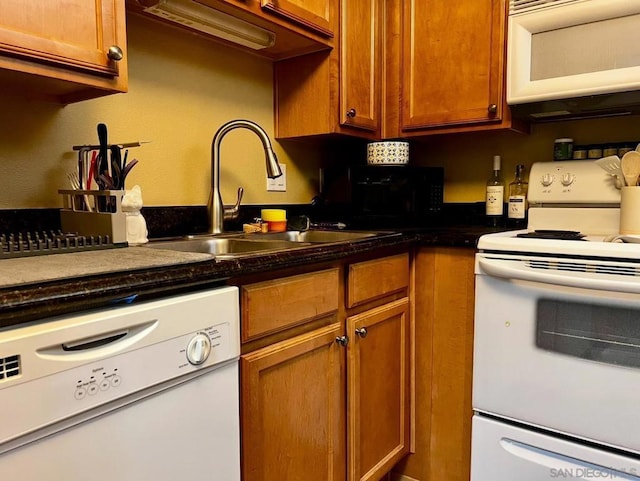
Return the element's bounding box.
[536,299,640,368]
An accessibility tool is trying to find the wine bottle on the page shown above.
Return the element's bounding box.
[485,155,505,227]
[508,164,528,228]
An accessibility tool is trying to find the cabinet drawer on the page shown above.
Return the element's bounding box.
[347,253,409,308]
[241,268,339,342]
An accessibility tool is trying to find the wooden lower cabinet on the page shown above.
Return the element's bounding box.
[392,247,475,481]
[241,322,346,481]
[239,252,412,481]
[348,298,410,481]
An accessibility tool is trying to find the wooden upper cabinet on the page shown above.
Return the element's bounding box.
[339,0,380,132]
[402,0,505,130]
[0,0,127,103]
[274,0,380,139]
[383,0,527,137]
[261,0,333,37]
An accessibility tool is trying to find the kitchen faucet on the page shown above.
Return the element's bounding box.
[208,119,282,234]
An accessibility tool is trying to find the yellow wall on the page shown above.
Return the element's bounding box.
[413,115,640,202]
[0,14,321,209]
[0,12,638,209]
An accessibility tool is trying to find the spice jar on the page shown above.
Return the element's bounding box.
[587,145,603,159]
[618,143,635,157]
[603,144,618,157]
[572,145,587,160]
[553,138,574,161]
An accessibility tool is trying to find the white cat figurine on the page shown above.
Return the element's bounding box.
[121,185,148,245]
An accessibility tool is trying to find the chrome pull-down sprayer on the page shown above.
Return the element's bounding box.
[208,119,282,234]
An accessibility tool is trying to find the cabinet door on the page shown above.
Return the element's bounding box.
[339,0,380,131]
[261,0,333,37]
[0,0,124,80]
[401,0,506,130]
[347,298,410,481]
[241,323,346,481]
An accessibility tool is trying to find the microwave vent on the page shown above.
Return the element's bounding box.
[510,0,581,15]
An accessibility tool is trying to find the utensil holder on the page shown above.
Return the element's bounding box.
[58,189,127,244]
[619,186,640,235]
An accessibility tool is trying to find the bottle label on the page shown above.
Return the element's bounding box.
[486,186,504,216]
[508,195,526,219]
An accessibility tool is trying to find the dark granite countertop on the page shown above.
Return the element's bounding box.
[0,223,508,329]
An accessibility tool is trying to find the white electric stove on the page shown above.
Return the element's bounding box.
[478,160,640,259]
[472,161,640,481]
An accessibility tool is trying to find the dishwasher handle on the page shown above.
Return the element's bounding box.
[478,257,640,294]
[62,331,128,351]
[37,320,158,360]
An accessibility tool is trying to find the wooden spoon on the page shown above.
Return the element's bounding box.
[621,150,640,186]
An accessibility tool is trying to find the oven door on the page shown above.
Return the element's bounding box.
[474,253,640,453]
[471,415,640,481]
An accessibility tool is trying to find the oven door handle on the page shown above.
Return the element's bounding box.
[478,257,640,294]
[500,438,640,480]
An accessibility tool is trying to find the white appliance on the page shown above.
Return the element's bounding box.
[507,0,640,120]
[472,161,640,480]
[0,286,241,481]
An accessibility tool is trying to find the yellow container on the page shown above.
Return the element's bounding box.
[261,209,286,222]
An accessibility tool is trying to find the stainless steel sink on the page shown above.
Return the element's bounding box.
[146,230,392,259]
[146,237,310,258]
[238,230,382,243]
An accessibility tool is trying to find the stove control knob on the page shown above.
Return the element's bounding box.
[541,174,554,186]
[186,333,211,365]
[561,173,575,186]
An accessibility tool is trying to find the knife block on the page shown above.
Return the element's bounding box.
[58,189,127,244]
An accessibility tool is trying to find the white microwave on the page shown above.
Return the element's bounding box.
[507,0,640,120]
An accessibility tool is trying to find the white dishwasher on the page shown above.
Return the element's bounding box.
[0,286,240,481]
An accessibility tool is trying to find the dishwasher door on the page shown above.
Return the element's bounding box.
[0,361,240,480]
[0,286,241,481]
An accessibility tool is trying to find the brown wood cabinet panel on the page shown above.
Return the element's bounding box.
[241,322,346,481]
[261,0,333,37]
[0,0,127,102]
[347,253,409,308]
[401,0,504,129]
[274,0,381,139]
[348,298,410,481]
[241,268,340,342]
[393,247,475,481]
[384,0,527,137]
[339,0,380,131]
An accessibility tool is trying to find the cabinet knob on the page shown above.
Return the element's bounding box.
[335,335,349,346]
[355,327,368,338]
[107,45,124,61]
[346,108,356,119]
[488,103,498,114]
